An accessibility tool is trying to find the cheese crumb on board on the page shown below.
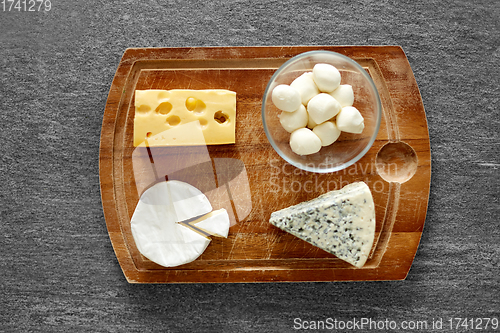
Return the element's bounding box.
[269,182,375,268]
[134,89,236,147]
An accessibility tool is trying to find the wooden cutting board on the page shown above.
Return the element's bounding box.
[99,46,431,283]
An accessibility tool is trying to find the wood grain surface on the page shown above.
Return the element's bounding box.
[100,46,430,283]
[1,0,499,331]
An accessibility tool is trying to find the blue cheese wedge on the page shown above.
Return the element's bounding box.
[269,182,375,268]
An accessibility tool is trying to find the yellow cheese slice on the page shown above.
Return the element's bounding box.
[134,89,236,147]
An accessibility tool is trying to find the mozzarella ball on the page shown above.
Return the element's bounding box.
[307,93,342,124]
[307,114,318,129]
[271,84,301,112]
[290,72,320,105]
[312,121,341,146]
[329,84,354,107]
[312,63,341,93]
[336,106,365,134]
[279,104,308,133]
[290,128,322,155]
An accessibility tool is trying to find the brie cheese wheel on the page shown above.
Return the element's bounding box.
[130,180,229,267]
[269,182,376,268]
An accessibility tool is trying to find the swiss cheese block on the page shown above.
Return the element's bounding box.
[134,89,236,147]
[269,182,376,268]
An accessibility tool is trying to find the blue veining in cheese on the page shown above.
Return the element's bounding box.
[269,182,376,268]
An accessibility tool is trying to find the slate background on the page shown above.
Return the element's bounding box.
[1,0,499,332]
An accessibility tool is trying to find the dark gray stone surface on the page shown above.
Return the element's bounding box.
[1,0,499,331]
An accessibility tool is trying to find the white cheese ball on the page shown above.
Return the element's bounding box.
[279,104,308,133]
[290,128,322,155]
[307,93,342,124]
[312,63,341,93]
[290,72,320,105]
[336,106,365,134]
[312,121,341,146]
[271,84,301,112]
[329,84,354,107]
[307,114,318,129]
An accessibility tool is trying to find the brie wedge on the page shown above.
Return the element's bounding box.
[188,209,230,238]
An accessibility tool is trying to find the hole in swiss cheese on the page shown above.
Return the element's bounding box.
[166,115,181,126]
[214,111,228,124]
[155,102,172,115]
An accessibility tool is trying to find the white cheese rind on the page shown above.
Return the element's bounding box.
[268,182,375,268]
[130,180,213,267]
[191,209,230,238]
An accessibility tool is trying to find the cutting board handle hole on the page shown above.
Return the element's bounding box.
[375,141,418,183]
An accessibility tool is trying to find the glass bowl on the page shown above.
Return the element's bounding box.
[261,50,382,173]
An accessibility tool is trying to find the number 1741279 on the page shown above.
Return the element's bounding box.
[2,0,51,11]
[448,318,499,330]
